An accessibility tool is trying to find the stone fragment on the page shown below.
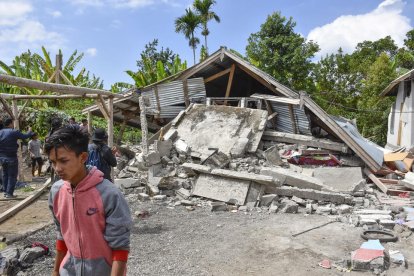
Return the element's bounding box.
[153,195,167,201]
[144,151,161,166]
[268,203,279,213]
[264,145,283,166]
[259,194,277,207]
[211,202,228,212]
[280,199,298,213]
[154,140,173,157]
[138,193,150,201]
[181,200,196,206]
[389,250,405,266]
[174,139,190,155]
[181,163,212,174]
[238,206,249,212]
[176,188,191,199]
[230,138,249,158]
[337,204,352,214]
[203,151,230,169]
[291,196,306,206]
[316,206,332,215]
[19,247,46,264]
[172,156,181,165]
[136,187,146,193]
[115,178,140,189]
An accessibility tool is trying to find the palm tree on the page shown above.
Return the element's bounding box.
[175,8,201,64]
[193,0,220,55]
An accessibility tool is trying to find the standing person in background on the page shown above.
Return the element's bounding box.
[28,133,43,177]
[79,118,89,134]
[0,117,34,198]
[68,117,76,125]
[87,128,117,182]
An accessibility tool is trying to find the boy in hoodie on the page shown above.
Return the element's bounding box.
[45,125,131,276]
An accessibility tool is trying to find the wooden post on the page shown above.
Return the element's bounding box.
[288,104,298,134]
[12,100,25,181]
[55,54,62,84]
[139,96,149,155]
[107,97,114,181]
[87,111,93,135]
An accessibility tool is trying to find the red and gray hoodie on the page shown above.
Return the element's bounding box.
[48,167,132,276]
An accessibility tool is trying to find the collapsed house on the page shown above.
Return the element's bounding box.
[86,46,413,230]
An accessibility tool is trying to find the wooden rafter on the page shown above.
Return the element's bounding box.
[223,64,236,105]
[204,67,232,83]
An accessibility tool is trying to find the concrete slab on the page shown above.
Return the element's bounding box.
[192,174,251,205]
[268,186,353,204]
[181,163,212,174]
[211,168,279,186]
[261,167,329,191]
[173,104,267,156]
[313,167,364,193]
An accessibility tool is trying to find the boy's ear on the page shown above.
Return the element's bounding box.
[80,152,88,164]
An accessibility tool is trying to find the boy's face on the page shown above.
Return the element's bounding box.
[48,146,88,185]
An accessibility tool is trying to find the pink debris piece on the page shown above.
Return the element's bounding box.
[352,248,384,262]
[318,259,331,269]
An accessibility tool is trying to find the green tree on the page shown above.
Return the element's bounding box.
[356,53,396,145]
[312,48,361,117]
[175,8,202,64]
[115,42,187,89]
[246,12,319,91]
[404,29,414,51]
[193,0,220,55]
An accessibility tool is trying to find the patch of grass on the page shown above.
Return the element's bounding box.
[21,186,35,192]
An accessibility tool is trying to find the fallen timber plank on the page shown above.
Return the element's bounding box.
[262,131,349,153]
[364,168,388,194]
[0,178,51,224]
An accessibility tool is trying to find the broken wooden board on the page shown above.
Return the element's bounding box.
[364,168,388,194]
[0,178,51,224]
[192,174,251,205]
[262,131,349,153]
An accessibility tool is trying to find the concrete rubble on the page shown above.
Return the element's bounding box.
[100,104,414,274]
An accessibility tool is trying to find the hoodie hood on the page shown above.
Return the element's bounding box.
[64,166,104,193]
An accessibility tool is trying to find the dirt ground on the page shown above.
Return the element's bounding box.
[10,200,414,276]
[0,173,52,241]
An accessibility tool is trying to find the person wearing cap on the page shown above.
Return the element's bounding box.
[0,117,34,198]
[87,128,117,182]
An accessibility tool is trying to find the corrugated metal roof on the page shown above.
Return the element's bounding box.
[333,116,384,167]
[268,102,311,135]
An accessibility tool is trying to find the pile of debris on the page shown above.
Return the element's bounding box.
[114,104,377,214]
[110,103,414,274]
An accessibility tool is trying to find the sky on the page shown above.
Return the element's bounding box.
[0,0,413,89]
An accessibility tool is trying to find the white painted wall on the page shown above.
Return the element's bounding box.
[387,79,414,149]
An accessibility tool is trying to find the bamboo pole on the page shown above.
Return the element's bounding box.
[0,74,120,97]
[12,100,25,182]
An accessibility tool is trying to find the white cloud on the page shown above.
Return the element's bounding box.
[111,19,122,28]
[49,10,62,18]
[0,1,65,63]
[0,0,32,26]
[307,0,412,58]
[85,48,98,57]
[110,0,154,8]
[68,0,104,7]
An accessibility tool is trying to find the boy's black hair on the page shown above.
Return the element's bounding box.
[81,119,87,123]
[44,125,89,156]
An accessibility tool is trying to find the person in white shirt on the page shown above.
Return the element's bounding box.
[28,133,43,177]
